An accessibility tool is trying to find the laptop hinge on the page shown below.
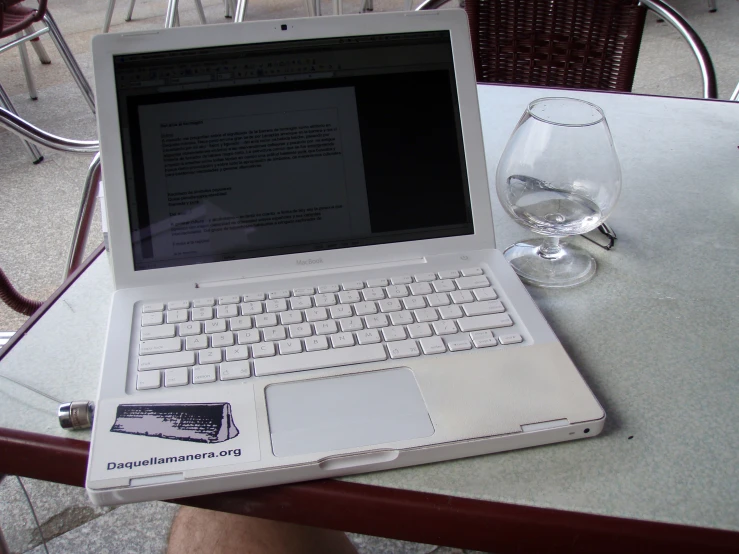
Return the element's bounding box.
[196,257,427,288]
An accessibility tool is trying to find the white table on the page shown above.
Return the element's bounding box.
[1,84,738,551]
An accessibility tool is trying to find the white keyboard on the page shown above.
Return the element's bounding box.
[134,267,524,390]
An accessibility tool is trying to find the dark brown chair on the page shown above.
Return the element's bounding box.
[418,0,717,99]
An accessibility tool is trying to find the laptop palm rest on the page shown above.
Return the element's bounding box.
[265,368,435,458]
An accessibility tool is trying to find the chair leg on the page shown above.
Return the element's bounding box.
[16,37,38,101]
[26,27,51,64]
[125,0,137,21]
[405,0,412,9]
[66,153,101,277]
[707,0,716,11]
[235,0,248,21]
[0,83,43,163]
[224,0,233,19]
[194,0,207,24]
[315,0,321,15]
[102,0,117,32]
[42,12,96,113]
[333,0,342,14]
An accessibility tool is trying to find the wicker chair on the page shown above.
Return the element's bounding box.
[417,0,717,99]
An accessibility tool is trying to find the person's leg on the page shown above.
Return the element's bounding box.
[167,506,358,554]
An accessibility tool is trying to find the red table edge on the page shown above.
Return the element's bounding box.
[1,243,737,552]
[0,428,737,553]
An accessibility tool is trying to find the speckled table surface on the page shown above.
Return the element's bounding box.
[1,85,737,532]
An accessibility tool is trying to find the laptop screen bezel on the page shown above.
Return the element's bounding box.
[92,10,496,290]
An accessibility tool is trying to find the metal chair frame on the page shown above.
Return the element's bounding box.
[416,0,717,100]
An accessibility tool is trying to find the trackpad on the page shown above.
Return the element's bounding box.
[266,368,434,457]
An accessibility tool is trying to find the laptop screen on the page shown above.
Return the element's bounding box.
[113,30,473,271]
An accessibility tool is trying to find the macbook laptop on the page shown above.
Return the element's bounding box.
[86,9,605,506]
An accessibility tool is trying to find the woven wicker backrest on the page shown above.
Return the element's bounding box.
[465,0,647,91]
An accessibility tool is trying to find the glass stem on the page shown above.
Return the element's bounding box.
[538,236,563,259]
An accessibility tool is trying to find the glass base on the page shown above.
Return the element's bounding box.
[503,239,596,288]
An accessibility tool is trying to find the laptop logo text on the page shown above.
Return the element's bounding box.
[296,258,324,266]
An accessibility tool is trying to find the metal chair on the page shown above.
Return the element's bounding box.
[417,0,717,99]
[102,0,218,32]
[0,106,99,316]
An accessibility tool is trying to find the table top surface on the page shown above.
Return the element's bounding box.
[1,84,738,534]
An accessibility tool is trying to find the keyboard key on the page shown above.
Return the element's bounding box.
[461,267,484,276]
[241,302,263,315]
[192,307,214,321]
[366,278,388,287]
[243,293,266,302]
[382,326,406,342]
[205,319,227,334]
[211,332,235,347]
[388,339,421,359]
[192,364,216,383]
[313,293,336,307]
[462,300,505,316]
[293,287,315,296]
[142,302,164,313]
[230,316,252,331]
[329,305,353,319]
[192,298,215,307]
[365,314,389,328]
[437,270,460,279]
[378,299,402,312]
[420,336,446,354]
[357,329,381,344]
[266,299,288,313]
[139,337,181,356]
[438,305,463,319]
[179,321,201,337]
[217,304,239,318]
[456,314,513,332]
[339,290,361,304]
[498,333,523,345]
[139,351,194,371]
[447,338,472,352]
[225,345,250,361]
[237,329,261,344]
[339,317,363,332]
[199,348,222,364]
[414,308,439,323]
[269,290,290,299]
[432,279,456,293]
[342,281,364,290]
[426,293,450,307]
[414,273,436,282]
[432,320,458,335]
[289,323,312,338]
[354,302,377,316]
[141,313,163,326]
[218,295,240,305]
[167,300,190,310]
[314,320,338,335]
[362,287,385,301]
[305,335,329,352]
[450,290,475,304]
[185,335,209,350]
[141,324,175,340]
[409,282,432,296]
[471,330,497,348]
[254,344,387,376]
[165,367,189,387]
[252,342,276,358]
[390,275,412,285]
[473,287,498,301]
[278,339,303,355]
[389,311,414,326]
[402,297,426,310]
[407,323,432,338]
[456,276,490,290]
[255,313,278,327]
[137,371,161,390]
[330,332,355,348]
[220,361,251,380]
[305,308,328,322]
[318,284,339,293]
[386,285,409,298]
[280,311,303,325]
[289,297,312,310]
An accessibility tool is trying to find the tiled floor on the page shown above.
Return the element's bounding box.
[1,0,738,552]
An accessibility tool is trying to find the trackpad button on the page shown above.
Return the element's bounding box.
[266,368,434,457]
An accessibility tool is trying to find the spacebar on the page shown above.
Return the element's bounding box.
[253,344,388,377]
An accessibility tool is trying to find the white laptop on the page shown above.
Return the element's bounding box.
[86,9,605,506]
